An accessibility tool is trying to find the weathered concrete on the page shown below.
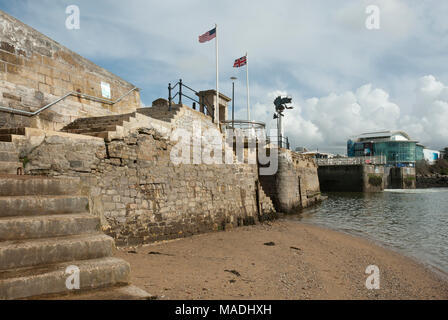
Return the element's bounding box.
[0,257,130,300]
[260,149,321,213]
[0,214,100,241]
[318,164,385,193]
[385,167,416,189]
[0,234,114,270]
[0,173,146,300]
[0,195,89,217]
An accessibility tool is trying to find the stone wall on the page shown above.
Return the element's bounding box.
[260,149,321,213]
[0,10,140,131]
[22,123,275,246]
[386,167,416,189]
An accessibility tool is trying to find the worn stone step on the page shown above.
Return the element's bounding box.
[66,119,126,128]
[0,151,19,162]
[0,257,130,300]
[0,162,22,175]
[80,131,110,139]
[0,195,89,218]
[0,176,80,196]
[66,114,134,127]
[0,213,100,241]
[66,125,118,134]
[0,142,16,152]
[0,128,26,136]
[0,233,115,270]
[0,135,13,142]
[41,284,153,300]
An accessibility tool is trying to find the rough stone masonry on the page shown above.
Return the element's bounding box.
[0,10,322,246]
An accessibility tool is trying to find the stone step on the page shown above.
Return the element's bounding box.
[0,195,89,218]
[65,119,126,128]
[73,131,110,139]
[41,284,153,300]
[0,135,13,142]
[65,114,134,127]
[65,125,118,134]
[0,213,100,241]
[0,257,130,300]
[0,233,114,270]
[0,176,80,196]
[0,128,26,136]
[0,151,19,162]
[0,162,23,175]
[0,142,16,152]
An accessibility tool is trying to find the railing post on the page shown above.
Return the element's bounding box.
[179,79,182,105]
[192,102,196,110]
[168,83,172,111]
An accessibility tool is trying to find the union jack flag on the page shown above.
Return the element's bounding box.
[233,56,247,68]
[199,28,216,43]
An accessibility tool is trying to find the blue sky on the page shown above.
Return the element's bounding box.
[1,0,448,153]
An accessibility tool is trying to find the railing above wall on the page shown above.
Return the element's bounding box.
[0,87,139,117]
[168,79,214,121]
[317,155,386,166]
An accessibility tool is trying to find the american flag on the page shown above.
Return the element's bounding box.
[233,56,247,68]
[199,28,216,43]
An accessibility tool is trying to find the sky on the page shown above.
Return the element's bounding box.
[1,0,447,154]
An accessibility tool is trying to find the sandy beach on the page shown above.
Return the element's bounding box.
[115,220,448,300]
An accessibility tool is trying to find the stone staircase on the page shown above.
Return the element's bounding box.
[0,175,140,300]
[61,113,137,140]
[0,128,25,175]
[137,105,182,123]
[60,106,181,141]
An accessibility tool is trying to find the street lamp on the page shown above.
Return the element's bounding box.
[230,76,237,128]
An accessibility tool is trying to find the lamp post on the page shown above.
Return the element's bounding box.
[230,76,237,129]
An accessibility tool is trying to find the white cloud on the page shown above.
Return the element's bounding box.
[251,76,448,154]
[2,1,448,150]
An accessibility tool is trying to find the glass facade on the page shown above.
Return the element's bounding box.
[348,140,418,166]
[373,141,417,165]
[415,145,424,162]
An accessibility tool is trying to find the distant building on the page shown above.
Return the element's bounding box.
[347,130,439,167]
[297,150,337,159]
[423,149,441,164]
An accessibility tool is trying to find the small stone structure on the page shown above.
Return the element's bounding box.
[0,10,140,131]
[260,148,321,213]
[318,164,385,193]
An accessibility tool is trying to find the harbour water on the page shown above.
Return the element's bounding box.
[290,188,448,274]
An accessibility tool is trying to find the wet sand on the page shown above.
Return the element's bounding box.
[116,220,448,300]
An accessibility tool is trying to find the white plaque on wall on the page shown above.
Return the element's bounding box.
[101,82,111,99]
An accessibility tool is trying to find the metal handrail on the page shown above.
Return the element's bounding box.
[221,120,266,130]
[0,87,139,117]
[317,155,387,166]
[168,79,214,120]
[267,135,290,150]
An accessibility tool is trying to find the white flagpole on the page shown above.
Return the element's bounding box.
[246,52,250,121]
[215,24,219,124]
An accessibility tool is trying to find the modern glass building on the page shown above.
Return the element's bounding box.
[347,131,420,167]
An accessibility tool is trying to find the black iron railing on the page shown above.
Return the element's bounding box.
[267,136,290,150]
[168,79,214,121]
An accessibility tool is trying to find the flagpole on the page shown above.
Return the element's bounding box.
[215,24,219,124]
[246,52,250,121]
